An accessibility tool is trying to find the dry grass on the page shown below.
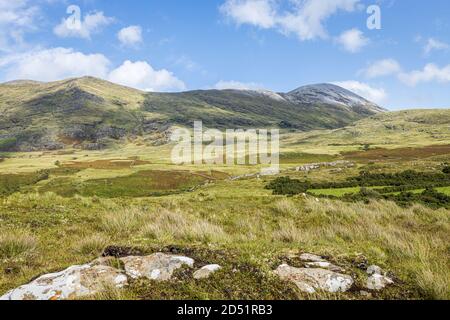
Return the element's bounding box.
[74,234,110,256]
[101,206,227,244]
[0,230,37,260]
[270,198,450,299]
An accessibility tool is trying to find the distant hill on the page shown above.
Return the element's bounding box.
[0,77,385,151]
[284,109,450,152]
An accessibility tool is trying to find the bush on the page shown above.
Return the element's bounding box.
[0,137,17,151]
[265,177,310,195]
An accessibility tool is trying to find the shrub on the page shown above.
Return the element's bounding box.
[265,177,310,195]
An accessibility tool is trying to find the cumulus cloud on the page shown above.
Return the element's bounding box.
[399,63,450,86]
[0,47,110,81]
[0,48,186,92]
[361,59,402,78]
[336,28,369,53]
[0,0,40,51]
[333,80,387,104]
[424,38,449,55]
[118,25,143,46]
[220,0,276,29]
[108,60,186,92]
[54,11,114,39]
[214,80,264,90]
[220,0,360,41]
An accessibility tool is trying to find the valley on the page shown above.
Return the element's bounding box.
[0,78,449,301]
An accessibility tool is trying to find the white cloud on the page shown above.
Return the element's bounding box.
[220,0,360,41]
[118,25,143,46]
[54,11,114,39]
[336,28,369,53]
[0,47,110,81]
[333,80,387,104]
[108,60,186,92]
[220,0,276,29]
[399,63,450,86]
[214,80,264,90]
[0,0,39,51]
[361,59,402,78]
[0,48,186,92]
[424,38,449,54]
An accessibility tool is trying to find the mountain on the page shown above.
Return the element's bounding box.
[286,83,386,113]
[0,77,385,151]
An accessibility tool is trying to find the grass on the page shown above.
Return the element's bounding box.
[309,187,361,197]
[436,186,450,195]
[38,170,211,198]
[0,189,448,300]
[0,230,37,260]
[1,109,450,300]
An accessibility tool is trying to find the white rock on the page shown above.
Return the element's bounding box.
[305,262,344,272]
[367,265,383,275]
[367,274,394,291]
[193,264,222,279]
[274,264,353,293]
[120,253,194,281]
[0,264,127,301]
[299,253,327,263]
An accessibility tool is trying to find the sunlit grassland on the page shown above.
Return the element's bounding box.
[1,109,450,300]
[0,188,448,300]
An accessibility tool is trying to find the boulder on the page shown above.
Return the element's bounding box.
[274,264,353,293]
[366,274,394,290]
[120,253,194,281]
[299,253,327,263]
[365,265,394,290]
[0,264,127,301]
[193,264,222,279]
[367,265,383,275]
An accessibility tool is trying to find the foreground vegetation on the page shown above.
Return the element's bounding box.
[1,109,450,300]
[0,183,449,300]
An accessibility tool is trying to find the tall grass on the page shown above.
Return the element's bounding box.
[0,230,37,260]
[100,206,227,244]
[269,198,450,299]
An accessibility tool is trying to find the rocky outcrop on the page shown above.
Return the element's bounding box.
[193,264,222,279]
[120,253,194,281]
[0,264,127,301]
[275,254,395,295]
[0,253,196,300]
[274,264,354,293]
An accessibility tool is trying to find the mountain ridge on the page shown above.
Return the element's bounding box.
[0,77,385,152]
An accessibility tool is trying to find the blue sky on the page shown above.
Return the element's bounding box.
[0,0,449,110]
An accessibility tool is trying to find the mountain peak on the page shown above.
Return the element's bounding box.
[286,83,386,113]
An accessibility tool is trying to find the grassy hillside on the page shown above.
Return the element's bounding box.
[0,77,383,152]
[282,109,450,155]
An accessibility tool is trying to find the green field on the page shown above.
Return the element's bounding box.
[0,108,450,301]
[309,187,361,197]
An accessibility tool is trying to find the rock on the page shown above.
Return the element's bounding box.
[366,274,394,291]
[360,290,372,298]
[299,253,327,263]
[120,253,194,281]
[365,265,393,290]
[367,265,383,275]
[0,264,127,301]
[274,264,353,293]
[305,262,344,272]
[193,264,222,279]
